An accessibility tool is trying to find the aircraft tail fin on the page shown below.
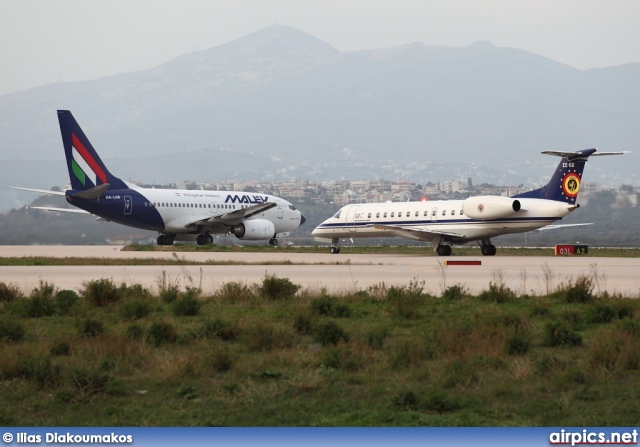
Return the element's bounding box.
[513,148,624,204]
[57,110,127,191]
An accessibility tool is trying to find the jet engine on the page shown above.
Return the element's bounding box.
[462,196,522,220]
[231,219,276,240]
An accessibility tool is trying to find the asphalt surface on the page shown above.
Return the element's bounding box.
[1,245,638,296]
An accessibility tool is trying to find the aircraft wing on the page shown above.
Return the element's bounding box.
[535,223,594,231]
[28,206,89,214]
[6,186,66,196]
[188,202,277,227]
[372,224,466,242]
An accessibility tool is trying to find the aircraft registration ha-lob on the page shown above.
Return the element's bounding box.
[312,149,624,256]
[8,110,306,246]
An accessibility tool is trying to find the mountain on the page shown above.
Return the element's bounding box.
[1,25,638,211]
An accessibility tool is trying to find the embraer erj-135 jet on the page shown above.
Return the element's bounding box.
[312,149,623,256]
[8,110,306,246]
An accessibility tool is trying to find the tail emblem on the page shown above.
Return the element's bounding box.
[562,172,581,198]
[71,133,107,186]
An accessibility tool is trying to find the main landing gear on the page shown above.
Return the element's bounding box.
[329,238,340,254]
[196,234,214,246]
[479,239,497,256]
[269,237,279,246]
[157,234,175,246]
[436,244,452,256]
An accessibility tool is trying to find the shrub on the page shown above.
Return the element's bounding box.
[259,274,300,301]
[293,311,313,335]
[246,322,294,352]
[505,330,532,356]
[442,284,467,300]
[126,324,144,340]
[313,320,349,346]
[21,356,61,388]
[147,322,177,346]
[387,279,426,319]
[82,278,119,307]
[78,319,105,337]
[0,319,25,342]
[208,345,234,372]
[23,281,56,317]
[172,288,201,317]
[0,282,22,302]
[543,321,582,347]
[214,282,256,302]
[564,275,594,303]
[160,284,180,304]
[365,326,389,350]
[55,290,79,315]
[50,341,70,356]
[70,367,111,395]
[585,303,617,324]
[478,282,515,303]
[392,390,419,411]
[311,295,352,318]
[321,344,369,371]
[201,318,236,341]
[120,298,152,321]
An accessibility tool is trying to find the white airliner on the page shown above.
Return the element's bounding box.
[312,149,623,255]
[8,110,306,246]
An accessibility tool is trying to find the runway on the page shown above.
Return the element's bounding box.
[0,245,638,297]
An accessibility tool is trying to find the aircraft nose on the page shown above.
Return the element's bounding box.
[300,213,307,226]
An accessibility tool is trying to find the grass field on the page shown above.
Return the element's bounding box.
[1,272,640,426]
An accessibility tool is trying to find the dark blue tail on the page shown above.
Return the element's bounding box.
[57,110,127,191]
[512,148,600,204]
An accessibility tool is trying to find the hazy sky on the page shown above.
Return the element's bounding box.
[1,0,639,96]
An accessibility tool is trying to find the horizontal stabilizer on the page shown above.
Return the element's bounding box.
[541,148,627,160]
[535,222,593,231]
[28,206,89,214]
[6,186,65,196]
[72,183,110,199]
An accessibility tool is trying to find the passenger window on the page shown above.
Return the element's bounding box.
[376,212,380,218]
[442,210,446,216]
[424,211,428,216]
[460,210,464,215]
[384,212,387,218]
[432,210,436,216]
[415,211,419,217]
[367,213,371,218]
[398,212,402,217]
[391,212,395,217]
[451,210,455,216]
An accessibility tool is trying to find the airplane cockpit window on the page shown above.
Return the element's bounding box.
[333,210,341,219]
[289,205,296,210]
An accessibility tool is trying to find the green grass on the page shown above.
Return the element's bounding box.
[1,246,639,267]
[1,275,640,426]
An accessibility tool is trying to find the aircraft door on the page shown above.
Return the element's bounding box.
[345,205,360,232]
[278,204,283,219]
[124,196,132,215]
[431,207,438,222]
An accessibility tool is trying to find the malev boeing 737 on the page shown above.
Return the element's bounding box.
[312,149,623,256]
[8,110,305,246]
